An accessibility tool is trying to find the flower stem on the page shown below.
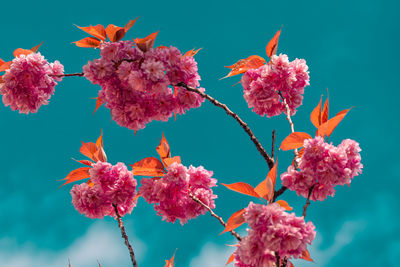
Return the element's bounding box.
[113,204,138,267]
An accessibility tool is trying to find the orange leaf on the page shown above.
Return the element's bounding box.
[310,96,322,128]
[60,167,91,187]
[80,141,98,161]
[280,132,312,150]
[75,24,107,41]
[316,108,352,137]
[301,249,314,262]
[221,182,261,199]
[106,24,126,42]
[0,75,3,83]
[321,97,329,124]
[164,250,176,267]
[31,41,44,53]
[131,157,166,177]
[163,156,181,168]
[124,17,139,32]
[94,146,107,162]
[255,177,273,201]
[276,200,293,211]
[288,261,294,267]
[73,159,94,166]
[266,29,281,58]
[96,130,103,148]
[134,31,159,52]
[13,48,33,57]
[182,48,202,58]
[222,55,266,79]
[93,97,104,114]
[73,37,101,48]
[156,133,171,162]
[133,193,141,202]
[0,58,5,66]
[226,253,235,265]
[0,61,11,72]
[221,209,245,234]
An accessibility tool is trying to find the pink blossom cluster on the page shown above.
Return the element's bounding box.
[234,202,315,267]
[241,54,309,117]
[139,162,217,224]
[71,161,138,219]
[0,52,64,114]
[83,41,205,131]
[281,136,363,201]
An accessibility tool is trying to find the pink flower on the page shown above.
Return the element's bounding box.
[140,162,217,225]
[0,52,64,114]
[71,161,138,218]
[234,202,315,267]
[281,136,363,201]
[83,41,205,131]
[241,54,309,117]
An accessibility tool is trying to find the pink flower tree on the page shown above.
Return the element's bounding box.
[0,19,362,267]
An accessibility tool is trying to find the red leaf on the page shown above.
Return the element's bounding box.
[266,29,281,58]
[310,96,322,128]
[106,24,126,42]
[13,48,33,58]
[255,161,278,201]
[80,141,98,161]
[124,17,139,32]
[75,24,107,41]
[0,75,3,83]
[221,208,245,234]
[93,97,104,114]
[31,41,44,53]
[221,182,261,199]
[131,157,166,177]
[156,133,171,164]
[0,61,11,72]
[73,37,101,48]
[164,250,176,267]
[60,167,91,187]
[321,97,329,124]
[316,108,352,137]
[222,55,266,79]
[276,200,293,211]
[94,146,107,162]
[134,31,159,52]
[73,159,94,166]
[163,156,181,168]
[96,130,103,148]
[288,261,294,267]
[0,58,5,66]
[226,253,235,265]
[301,249,314,262]
[182,48,202,58]
[280,132,312,150]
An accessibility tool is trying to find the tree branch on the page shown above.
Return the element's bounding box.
[189,193,242,241]
[302,185,315,218]
[178,82,274,170]
[52,72,84,77]
[271,130,276,159]
[113,204,138,267]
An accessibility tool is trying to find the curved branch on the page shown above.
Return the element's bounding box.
[302,185,315,218]
[52,72,84,77]
[189,193,242,241]
[178,82,274,170]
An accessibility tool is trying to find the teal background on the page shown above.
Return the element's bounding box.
[0,0,398,266]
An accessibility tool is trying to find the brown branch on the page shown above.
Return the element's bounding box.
[302,185,315,218]
[271,130,276,159]
[273,186,287,202]
[178,82,274,170]
[113,204,138,267]
[52,72,84,77]
[278,91,299,159]
[189,193,242,241]
[275,252,280,267]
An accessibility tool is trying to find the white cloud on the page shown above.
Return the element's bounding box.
[0,221,146,267]
[189,242,235,267]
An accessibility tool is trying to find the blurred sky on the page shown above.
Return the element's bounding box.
[0,0,399,266]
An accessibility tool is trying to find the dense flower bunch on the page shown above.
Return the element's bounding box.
[241,54,309,117]
[0,52,64,114]
[83,41,205,131]
[71,161,138,219]
[140,162,217,224]
[281,136,363,201]
[234,202,315,267]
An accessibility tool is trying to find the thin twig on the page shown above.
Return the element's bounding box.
[302,185,315,218]
[278,91,299,159]
[178,82,274,170]
[189,193,242,241]
[51,72,84,77]
[271,130,276,159]
[113,204,138,267]
[275,252,281,267]
[272,186,287,202]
